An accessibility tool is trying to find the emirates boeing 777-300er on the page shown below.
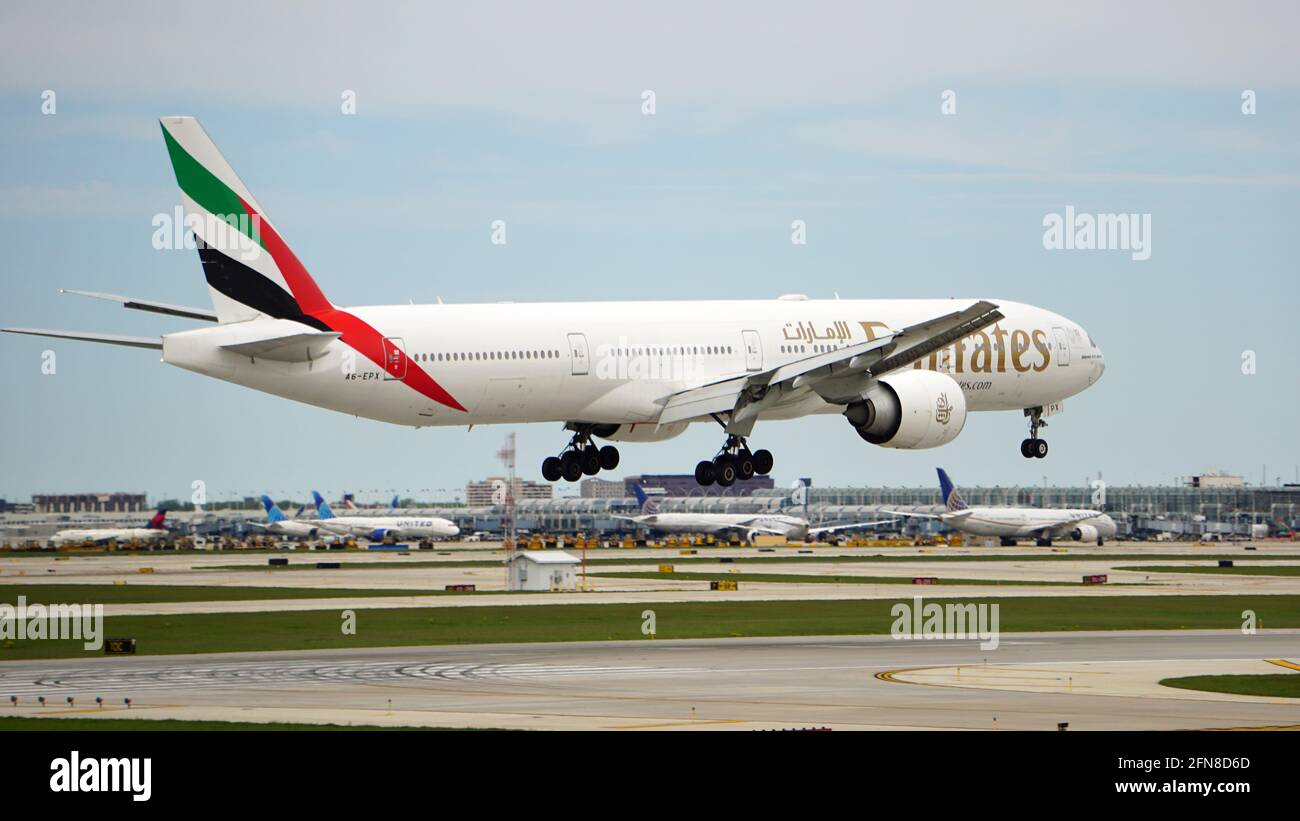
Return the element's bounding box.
[3,118,1105,486]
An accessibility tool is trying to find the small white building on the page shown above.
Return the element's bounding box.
[505,550,581,592]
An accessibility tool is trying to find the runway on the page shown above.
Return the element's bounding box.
[2,630,1298,730]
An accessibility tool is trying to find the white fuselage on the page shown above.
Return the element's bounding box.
[631,512,812,539]
[317,516,460,540]
[160,298,1104,429]
[51,528,168,545]
[264,520,320,538]
[943,508,1118,540]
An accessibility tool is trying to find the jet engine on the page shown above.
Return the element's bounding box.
[1070,524,1099,543]
[844,370,967,449]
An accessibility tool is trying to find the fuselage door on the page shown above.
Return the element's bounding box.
[382,337,408,380]
[567,332,590,375]
[1051,327,1070,366]
[742,330,762,371]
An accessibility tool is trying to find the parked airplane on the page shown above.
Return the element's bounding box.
[51,510,169,546]
[311,491,459,540]
[619,485,888,542]
[250,495,320,539]
[886,468,1118,546]
[3,117,1105,486]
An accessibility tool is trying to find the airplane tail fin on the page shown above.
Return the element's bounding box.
[146,510,167,530]
[937,468,968,512]
[311,490,336,520]
[631,485,657,515]
[388,495,399,511]
[261,495,287,523]
[342,494,357,510]
[159,116,333,326]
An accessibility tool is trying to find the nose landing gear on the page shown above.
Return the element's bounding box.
[694,435,774,487]
[1021,407,1049,459]
[541,426,620,483]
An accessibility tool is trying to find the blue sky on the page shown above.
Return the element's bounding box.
[1,2,1297,504]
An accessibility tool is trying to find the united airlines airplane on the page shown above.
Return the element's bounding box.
[250,496,320,539]
[3,118,1106,485]
[311,491,459,541]
[886,468,1118,546]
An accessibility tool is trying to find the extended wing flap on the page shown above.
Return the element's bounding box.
[868,300,1003,376]
[656,333,897,426]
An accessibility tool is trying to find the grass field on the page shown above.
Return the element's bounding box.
[1124,565,1300,577]
[0,584,464,605]
[0,716,460,731]
[2,594,1298,661]
[590,571,1083,586]
[1159,673,1300,698]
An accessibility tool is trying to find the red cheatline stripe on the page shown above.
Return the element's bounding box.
[238,198,466,413]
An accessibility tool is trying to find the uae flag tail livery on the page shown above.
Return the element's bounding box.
[158,117,464,412]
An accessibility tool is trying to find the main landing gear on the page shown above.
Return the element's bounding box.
[694,434,774,488]
[1021,407,1049,459]
[541,426,620,483]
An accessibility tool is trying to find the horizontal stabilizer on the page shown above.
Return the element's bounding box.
[215,319,341,362]
[61,289,218,322]
[1,327,162,350]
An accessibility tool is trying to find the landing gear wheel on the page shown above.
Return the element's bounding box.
[560,451,583,482]
[598,445,620,471]
[1022,408,1049,459]
[751,449,774,475]
[694,460,717,486]
[714,455,737,487]
[580,446,602,476]
[541,456,562,482]
[736,453,756,481]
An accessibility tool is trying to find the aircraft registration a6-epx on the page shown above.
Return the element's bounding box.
[3,118,1106,486]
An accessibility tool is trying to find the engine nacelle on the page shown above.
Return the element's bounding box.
[845,370,967,449]
[370,528,392,542]
[592,422,689,443]
[1070,524,1099,543]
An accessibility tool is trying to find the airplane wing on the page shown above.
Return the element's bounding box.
[880,509,942,520]
[655,300,1003,430]
[1037,512,1105,536]
[806,520,895,536]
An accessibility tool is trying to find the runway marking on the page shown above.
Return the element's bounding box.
[1265,659,1300,672]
